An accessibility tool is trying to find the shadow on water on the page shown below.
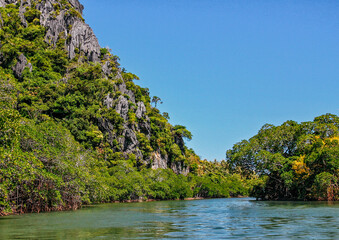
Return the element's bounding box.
[1,198,339,239]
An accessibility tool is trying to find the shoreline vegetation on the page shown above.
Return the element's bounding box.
[0,0,338,216]
[0,197,218,216]
[0,196,245,217]
[2,195,338,217]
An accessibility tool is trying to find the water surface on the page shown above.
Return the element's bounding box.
[1,198,338,239]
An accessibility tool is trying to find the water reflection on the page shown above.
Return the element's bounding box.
[0,198,338,239]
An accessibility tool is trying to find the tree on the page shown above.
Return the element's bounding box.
[226,114,339,201]
[151,96,162,108]
[174,125,192,141]
[162,112,170,120]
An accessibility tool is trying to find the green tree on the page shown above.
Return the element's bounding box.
[226,114,339,201]
[151,96,162,108]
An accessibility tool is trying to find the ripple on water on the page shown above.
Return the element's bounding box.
[0,198,339,239]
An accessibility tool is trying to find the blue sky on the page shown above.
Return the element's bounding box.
[81,0,339,161]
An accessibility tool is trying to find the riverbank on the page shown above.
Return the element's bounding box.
[114,197,206,203]
[1,196,253,216]
[0,197,208,216]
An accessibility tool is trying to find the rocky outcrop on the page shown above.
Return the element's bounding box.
[104,93,114,109]
[39,0,100,61]
[69,0,84,14]
[1,0,100,62]
[68,20,100,61]
[102,61,112,76]
[151,151,189,176]
[119,129,143,160]
[41,10,69,48]
[171,162,189,176]
[116,96,129,121]
[17,1,28,27]
[98,117,115,147]
[135,101,151,136]
[0,0,15,8]
[118,82,135,103]
[138,119,151,137]
[12,54,32,79]
[152,151,168,170]
[136,102,147,119]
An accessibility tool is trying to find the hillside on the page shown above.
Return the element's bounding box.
[1,0,191,174]
[0,0,252,215]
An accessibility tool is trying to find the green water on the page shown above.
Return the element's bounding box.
[0,198,338,239]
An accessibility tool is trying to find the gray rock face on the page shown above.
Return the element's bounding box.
[42,10,68,47]
[68,20,100,61]
[12,54,32,79]
[102,61,112,76]
[151,151,189,176]
[171,162,189,176]
[69,0,84,14]
[104,93,114,109]
[116,96,129,120]
[121,129,138,152]
[152,151,168,170]
[135,101,146,119]
[135,101,151,137]
[1,0,101,62]
[98,117,116,148]
[115,71,123,80]
[117,82,135,103]
[138,119,151,137]
[18,1,29,27]
[117,128,143,161]
[118,82,127,93]
[0,0,16,7]
[126,90,135,103]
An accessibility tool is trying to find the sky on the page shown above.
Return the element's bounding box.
[81,0,339,161]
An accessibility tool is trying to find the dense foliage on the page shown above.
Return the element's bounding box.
[227,114,339,201]
[2,1,334,217]
[0,2,251,215]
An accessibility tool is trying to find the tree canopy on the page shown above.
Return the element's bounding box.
[226,114,339,201]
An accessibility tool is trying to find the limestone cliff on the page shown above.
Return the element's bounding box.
[0,0,189,174]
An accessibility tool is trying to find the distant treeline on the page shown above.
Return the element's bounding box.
[227,114,339,201]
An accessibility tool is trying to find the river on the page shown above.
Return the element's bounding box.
[0,198,338,239]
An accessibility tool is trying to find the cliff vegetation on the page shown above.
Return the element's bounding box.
[0,0,252,215]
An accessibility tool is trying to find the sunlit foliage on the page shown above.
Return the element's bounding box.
[227,114,339,201]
